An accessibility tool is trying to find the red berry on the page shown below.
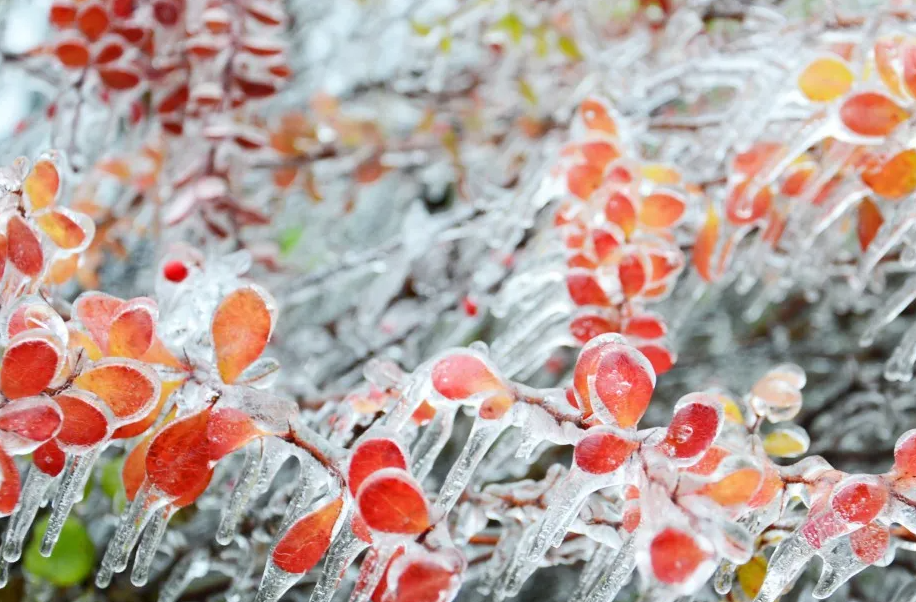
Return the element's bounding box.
[163,260,188,282]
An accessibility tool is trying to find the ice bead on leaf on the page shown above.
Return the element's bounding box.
[657,392,722,462]
[272,497,343,574]
[357,468,430,535]
[572,334,655,426]
[212,285,277,384]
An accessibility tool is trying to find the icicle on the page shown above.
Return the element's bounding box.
[495,526,540,599]
[216,445,265,545]
[812,540,869,599]
[855,213,916,291]
[253,561,304,602]
[583,535,636,602]
[40,448,100,556]
[278,462,316,534]
[434,418,508,515]
[309,524,369,602]
[411,406,456,482]
[478,526,521,595]
[714,560,735,595]
[525,469,594,562]
[159,549,210,602]
[349,546,392,602]
[0,557,8,588]
[131,505,173,586]
[571,544,614,600]
[3,467,56,562]
[860,274,916,346]
[96,484,164,588]
[753,534,816,602]
[884,319,916,381]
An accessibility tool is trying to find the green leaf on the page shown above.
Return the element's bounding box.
[279,226,304,256]
[494,13,525,44]
[24,516,95,587]
[557,35,583,61]
[100,456,124,500]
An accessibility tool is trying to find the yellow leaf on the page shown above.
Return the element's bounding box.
[797,57,854,103]
[494,13,525,44]
[763,427,809,458]
[411,20,432,36]
[737,555,768,599]
[558,35,583,61]
[439,35,452,53]
[518,78,538,106]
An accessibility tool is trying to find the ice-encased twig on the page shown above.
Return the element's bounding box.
[434,417,509,515]
[216,445,265,545]
[571,543,614,600]
[40,447,101,556]
[410,406,456,482]
[97,483,166,588]
[131,505,173,586]
[583,534,636,602]
[2,467,56,562]
[349,546,393,602]
[860,274,916,347]
[753,533,817,602]
[309,520,369,602]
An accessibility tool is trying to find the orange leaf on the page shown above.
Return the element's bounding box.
[700,467,762,506]
[579,98,617,135]
[54,391,110,448]
[212,286,275,384]
[0,332,62,399]
[272,497,344,574]
[650,528,710,584]
[99,67,141,91]
[348,438,408,496]
[55,39,90,68]
[207,407,264,461]
[7,215,44,277]
[357,469,430,534]
[74,359,159,423]
[107,299,156,358]
[840,92,907,137]
[77,3,109,42]
[146,409,211,498]
[73,292,124,351]
[112,378,180,440]
[857,198,884,252]
[0,447,20,516]
[861,149,916,199]
[35,209,89,249]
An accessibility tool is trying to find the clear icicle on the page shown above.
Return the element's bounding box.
[860,274,916,346]
[216,445,265,545]
[3,467,56,562]
[478,526,521,595]
[349,546,393,602]
[714,560,735,595]
[40,448,100,556]
[571,543,614,600]
[812,540,868,599]
[131,505,173,586]
[278,462,316,534]
[158,549,210,602]
[526,469,592,562]
[309,523,369,602]
[410,406,456,482]
[885,318,916,381]
[97,484,164,588]
[0,557,8,587]
[753,534,816,602]
[253,561,303,602]
[583,535,636,602]
[434,418,508,515]
[495,526,540,599]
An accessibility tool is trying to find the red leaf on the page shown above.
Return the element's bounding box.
[272,497,343,574]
